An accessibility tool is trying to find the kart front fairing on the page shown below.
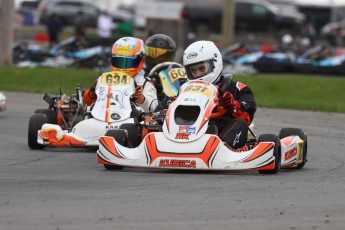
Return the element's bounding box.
[37,71,138,147]
[97,132,276,170]
[163,80,218,142]
[91,72,135,123]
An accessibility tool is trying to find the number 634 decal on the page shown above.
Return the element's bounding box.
[100,71,131,85]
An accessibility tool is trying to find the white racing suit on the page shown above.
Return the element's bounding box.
[132,70,158,112]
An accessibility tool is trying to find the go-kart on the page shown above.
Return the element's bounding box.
[222,43,295,73]
[28,71,142,149]
[0,92,6,112]
[14,36,110,69]
[146,61,187,108]
[294,45,345,74]
[97,78,308,173]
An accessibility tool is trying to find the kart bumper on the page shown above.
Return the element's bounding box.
[97,132,276,171]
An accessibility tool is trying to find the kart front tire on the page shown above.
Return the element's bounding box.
[28,113,47,149]
[34,108,57,124]
[279,128,307,169]
[258,134,281,174]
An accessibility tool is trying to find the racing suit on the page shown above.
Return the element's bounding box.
[211,74,257,149]
[83,70,158,113]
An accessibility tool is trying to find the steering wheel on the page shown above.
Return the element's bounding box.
[147,62,182,79]
[210,106,227,119]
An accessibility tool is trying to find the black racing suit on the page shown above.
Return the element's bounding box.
[211,74,257,149]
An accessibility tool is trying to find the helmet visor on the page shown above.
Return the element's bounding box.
[145,46,175,67]
[185,60,214,80]
[111,54,143,69]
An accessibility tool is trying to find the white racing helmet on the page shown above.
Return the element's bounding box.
[183,40,223,84]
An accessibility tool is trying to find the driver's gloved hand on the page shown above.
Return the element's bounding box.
[220,91,240,113]
[85,86,96,99]
[83,86,97,106]
[132,86,145,104]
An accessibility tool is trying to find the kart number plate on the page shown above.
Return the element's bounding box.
[101,72,130,85]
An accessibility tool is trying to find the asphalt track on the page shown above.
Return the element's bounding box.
[0,92,345,230]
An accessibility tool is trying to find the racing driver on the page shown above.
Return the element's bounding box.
[183,40,257,150]
[83,37,159,113]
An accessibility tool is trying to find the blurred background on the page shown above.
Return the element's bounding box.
[6,0,345,74]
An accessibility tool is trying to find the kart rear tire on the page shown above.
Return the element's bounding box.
[118,123,141,148]
[279,128,308,169]
[103,129,127,170]
[28,113,47,149]
[258,134,281,174]
[34,109,57,124]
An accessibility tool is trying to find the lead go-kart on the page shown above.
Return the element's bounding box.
[97,77,308,174]
[28,62,187,149]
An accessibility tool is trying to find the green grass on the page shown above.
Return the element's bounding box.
[234,74,345,113]
[0,67,98,94]
[1,67,344,113]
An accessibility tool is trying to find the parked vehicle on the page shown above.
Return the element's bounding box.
[15,0,40,25]
[36,0,133,27]
[222,43,295,73]
[182,0,305,34]
[294,45,345,74]
[14,37,111,69]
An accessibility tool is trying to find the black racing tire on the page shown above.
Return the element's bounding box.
[279,128,308,169]
[102,129,127,170]
[34,109,57,124]
[28,113,47,149]
[258,134,281,174]
[118,123,141,148]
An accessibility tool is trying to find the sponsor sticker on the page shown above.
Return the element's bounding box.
[187,126,196,134]
[159,159,196,168]
[175,133,189,139]
[106,125,119,131]
[284,147,297,161]
[186,52,198,59]
[110,113,121,120]
[179,126,188,133]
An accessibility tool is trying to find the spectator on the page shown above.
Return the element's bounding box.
[46,13,62,49]
[97,11,116,46]
[302,21,316,46]
[74,11,87,48]
[74,11,86,39]
[324,22,339,47]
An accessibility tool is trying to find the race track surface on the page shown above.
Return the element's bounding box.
[1,92,345,230]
